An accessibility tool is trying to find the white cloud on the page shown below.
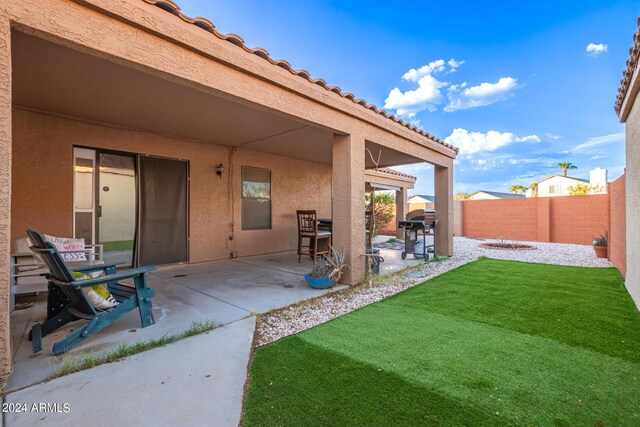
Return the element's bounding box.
[384,75,446,116]
[444,128,540,155]
[401,60,446,82]
[445,77,519,112]
[586,43,608,56]
[384,60,519,116]
[570,132,624,153]
[447,59,464,72]
[516,135,541,143]
[544,133,561,140]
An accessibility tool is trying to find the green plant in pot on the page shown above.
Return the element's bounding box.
[592,230,608,259]
[304,246,350,289]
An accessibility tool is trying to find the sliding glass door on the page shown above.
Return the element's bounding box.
[97,152,137,266]
[73,148,189,267]
[73,148,96,245]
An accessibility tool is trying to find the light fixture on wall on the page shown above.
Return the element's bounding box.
[216,164,225,179]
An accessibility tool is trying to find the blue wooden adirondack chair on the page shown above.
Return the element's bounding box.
[26,229,157,355]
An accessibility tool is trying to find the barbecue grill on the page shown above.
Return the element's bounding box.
[398,209,437,260]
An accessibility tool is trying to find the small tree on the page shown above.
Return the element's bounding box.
[529,182,538,197]
[509,185,527,195]
[454,192,471,201]
[568,183,604,195]
[365,193,395,237]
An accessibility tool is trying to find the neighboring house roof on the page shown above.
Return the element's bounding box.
[535,174,589,185]
[615,16,640,116]
[470,191,525,199]
[408,195,435,202]
[143,0,458,154]
[378,168,416,181]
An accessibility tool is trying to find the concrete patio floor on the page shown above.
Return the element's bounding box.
[6,316,256,427]
[6,248,416,393]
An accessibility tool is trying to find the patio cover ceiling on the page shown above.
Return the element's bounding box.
[12,31,428,169]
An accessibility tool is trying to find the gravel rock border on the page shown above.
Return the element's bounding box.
[255,237,612,347]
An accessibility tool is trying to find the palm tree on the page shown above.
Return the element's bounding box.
[529,182,539,197]
[557,162,577,176]
[509,185,527,195]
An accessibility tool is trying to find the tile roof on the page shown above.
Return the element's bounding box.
[378,168,417,180]
[142,0,457,153]
[615,16,640,116]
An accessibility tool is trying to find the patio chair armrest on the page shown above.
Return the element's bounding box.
[64,266,157,288]
[71,263,123,274]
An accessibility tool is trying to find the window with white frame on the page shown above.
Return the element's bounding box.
[241,166,272,230]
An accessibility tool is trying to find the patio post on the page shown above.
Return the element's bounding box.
[434,163,453,256]
[395,187,407,239]
[332,133,365,285]
[0,13,12,379]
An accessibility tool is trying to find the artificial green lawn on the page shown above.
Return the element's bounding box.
[243,258,640,426]
[102,240,134,252]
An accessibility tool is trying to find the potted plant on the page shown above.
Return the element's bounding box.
[592,230,608,258]
[304,246,349,289]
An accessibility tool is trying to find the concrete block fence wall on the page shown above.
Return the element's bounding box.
[458,181,626,277]
[380,176,627,279]
[461,194,610,245]
[548,194,609,244]
[380,212,398,235]
[462,197,542,242]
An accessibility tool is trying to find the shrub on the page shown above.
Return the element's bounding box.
[365,193,395,237]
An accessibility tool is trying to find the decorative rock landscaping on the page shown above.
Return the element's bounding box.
[255,237,612,346]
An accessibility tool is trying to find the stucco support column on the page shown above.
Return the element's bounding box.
[0,13,12,379]
[434,163,453,257]
[332,133,365,285]
[395,187,407,239]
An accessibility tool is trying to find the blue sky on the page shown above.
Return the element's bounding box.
[178,0,638,196]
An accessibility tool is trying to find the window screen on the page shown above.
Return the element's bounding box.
[242,167,272,230]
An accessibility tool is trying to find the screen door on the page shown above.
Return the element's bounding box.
[136,156,188,266]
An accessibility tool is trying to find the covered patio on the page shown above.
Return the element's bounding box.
[0,0,457,382]
[7,247,418,392]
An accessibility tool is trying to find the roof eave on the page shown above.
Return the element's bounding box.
[618,61,640,122]
[140,0,458,157]
[615,16,640,120]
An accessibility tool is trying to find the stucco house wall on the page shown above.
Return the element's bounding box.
[624,89,639,307]
[615,17,639,310]
[468,192,502,201]
[408,201,434,211]
[0,9,11,381]
[536,176,586,198]
[11,109,332,262]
